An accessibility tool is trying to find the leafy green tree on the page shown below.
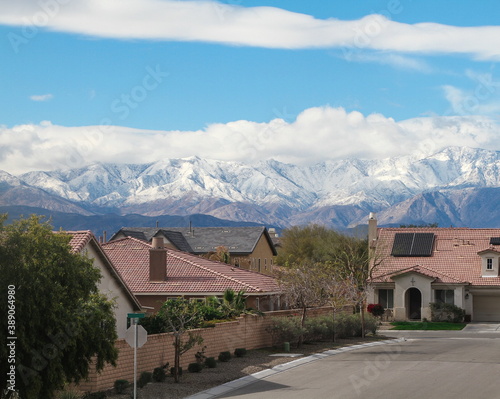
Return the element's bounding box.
[276,225,343,266]
[158,298,204,383]
[0,215,118,399]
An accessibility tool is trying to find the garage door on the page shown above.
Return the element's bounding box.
[473,296,500,321]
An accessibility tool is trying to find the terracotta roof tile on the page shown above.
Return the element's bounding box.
[66,230,94,253]
[102,237,280,294]
[373,227,500,286]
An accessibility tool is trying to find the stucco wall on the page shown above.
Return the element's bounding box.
[84,245,136,339]
[232,234,276,275]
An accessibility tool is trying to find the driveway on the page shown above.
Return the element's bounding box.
[461,322,500,332]
[190,327,500,399]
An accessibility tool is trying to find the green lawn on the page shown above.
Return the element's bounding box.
[390,321,467,330]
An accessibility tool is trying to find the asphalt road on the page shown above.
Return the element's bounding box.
[202,325,500,399]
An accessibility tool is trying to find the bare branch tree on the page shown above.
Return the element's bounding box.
[275,262,327,346]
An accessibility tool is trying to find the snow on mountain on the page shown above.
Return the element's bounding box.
[4,146,500,228]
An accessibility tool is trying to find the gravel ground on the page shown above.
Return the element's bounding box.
[105,336,389,399]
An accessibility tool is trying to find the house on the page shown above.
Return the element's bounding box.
[110,226,278,275]
[367,214,500,322]
[66,231,142,337]
[101,236,283,312]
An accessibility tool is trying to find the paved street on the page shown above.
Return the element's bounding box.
[190,324,500,399]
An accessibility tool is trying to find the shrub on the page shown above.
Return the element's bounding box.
[234,348,247,357]
[152,367,166,382]
[114,379,129,394]
[364,314,379,335]
[197,302,226,321]
[205,357,217,368]
[188,362,204,373]
[137,371,152,388]
[170,367,182,377]
[218,351,231,362]
[335,313,359,338]
[265,316,307,347]
[304,316,332,342]
[430,302,465,323]
[139,314,167,334]
[367,304,385,317]
[195,346,207,364]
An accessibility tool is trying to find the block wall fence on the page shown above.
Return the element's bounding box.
[77,307,336,392]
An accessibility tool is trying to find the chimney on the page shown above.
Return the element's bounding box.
[103,230,107,244]
[149,237,167,281]
[368,212,378,249]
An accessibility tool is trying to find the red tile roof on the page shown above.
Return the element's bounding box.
[101,237,280,294]
[373,227,500,286]
[67,230,94,253]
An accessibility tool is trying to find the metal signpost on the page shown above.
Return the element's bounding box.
[126,313,147,399]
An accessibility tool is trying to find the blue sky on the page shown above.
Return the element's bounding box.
[1,0,500,174]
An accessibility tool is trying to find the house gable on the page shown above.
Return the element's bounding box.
[477,248,500,277]
[67,231,142,338]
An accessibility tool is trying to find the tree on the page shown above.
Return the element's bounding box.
[0,215,118,399]
[203,246,231,264]
[319,270,357,342]
[330,235,374,338]
[275,262,327,346]
[276,225,342,266]
[158,298,204,383]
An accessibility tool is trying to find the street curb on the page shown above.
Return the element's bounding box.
[185,338,406,399]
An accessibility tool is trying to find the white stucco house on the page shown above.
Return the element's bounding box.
[367,215,500,322]
[67,231,142,338]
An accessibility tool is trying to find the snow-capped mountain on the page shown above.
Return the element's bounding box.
[4,146,500,228]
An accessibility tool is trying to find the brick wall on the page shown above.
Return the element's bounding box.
[77,307,338,392]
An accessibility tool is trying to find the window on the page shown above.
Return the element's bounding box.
[435,289,454,305]
[378,289,394,308]
[487,258,493,270]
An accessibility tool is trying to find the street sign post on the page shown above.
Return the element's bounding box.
[126,314,147,399]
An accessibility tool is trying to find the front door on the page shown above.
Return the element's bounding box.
[408,288,422,320]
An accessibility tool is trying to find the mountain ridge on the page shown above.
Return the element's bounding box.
[3,146,500,229]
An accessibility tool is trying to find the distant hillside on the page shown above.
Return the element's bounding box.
[0,206,264,238]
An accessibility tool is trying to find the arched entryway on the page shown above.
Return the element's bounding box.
[406,288,422,320]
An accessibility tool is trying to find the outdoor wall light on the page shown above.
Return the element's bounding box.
[465,293,469,300]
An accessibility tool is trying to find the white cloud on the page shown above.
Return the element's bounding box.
[1,1,500,60]
[29,93,53,102]
[1,106,499,174]
[338,51,432,72]
[443,70,500,116]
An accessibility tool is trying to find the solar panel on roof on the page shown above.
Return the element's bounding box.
[490,237,500,245]
[391,233,435,257]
